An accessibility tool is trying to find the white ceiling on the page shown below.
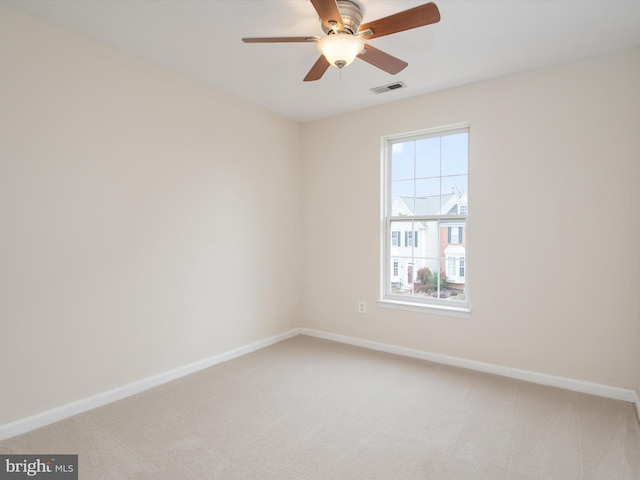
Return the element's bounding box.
[4,0,640,123]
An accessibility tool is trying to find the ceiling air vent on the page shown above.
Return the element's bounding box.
[371,81,407,95]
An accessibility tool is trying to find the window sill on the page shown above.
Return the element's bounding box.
[377,298,471,318]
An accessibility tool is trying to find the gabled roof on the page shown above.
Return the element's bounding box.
[393,194,458,216]
[441,192,468,216]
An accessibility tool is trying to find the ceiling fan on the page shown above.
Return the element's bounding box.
[242,0,440,82]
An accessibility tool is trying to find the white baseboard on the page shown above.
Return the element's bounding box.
[0,329,300,441]
[300,328,639,405]
[3,327,638,441]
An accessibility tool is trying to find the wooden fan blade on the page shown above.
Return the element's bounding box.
[358,44,408,74]
[242,36,319,43]
[309,0,344,31]
[358,2,440,39]
[304,56,331,82]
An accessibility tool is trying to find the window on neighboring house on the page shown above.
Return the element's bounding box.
[405,231,413,247]
[404,231,418,247]
[391,231,401,247]
[381,124,469,313]
[447,257,456,277]
[445,255,466,284]
[448,226,461,244]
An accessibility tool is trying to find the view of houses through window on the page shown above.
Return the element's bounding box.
[382,126,469,308]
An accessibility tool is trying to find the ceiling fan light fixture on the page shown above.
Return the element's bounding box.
[317,33,364,69]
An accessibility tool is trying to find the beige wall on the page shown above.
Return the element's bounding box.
[0,5,301,425]
[2,3,639,429]
[302,48,640,390]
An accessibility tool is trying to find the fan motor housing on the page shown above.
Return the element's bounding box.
[321,0,363,35]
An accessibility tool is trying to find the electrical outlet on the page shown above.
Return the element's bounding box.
[358,301,366,314]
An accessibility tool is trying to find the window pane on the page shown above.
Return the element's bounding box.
[414,178,440,215]
[389,257,407,293]
[391,180,414,215]
[389,257,418,296]
[441,133,468,176]
[415,137,440,178]
[415,220,438,258]
[437,259,466,301]
[390,220,418,254]
[391,142,414,180]
[441,175,467,197]
[411,257,441,297]
[441,175,468,214]
[416,178,440,198]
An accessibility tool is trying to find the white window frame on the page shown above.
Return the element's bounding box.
[378,123,470,317]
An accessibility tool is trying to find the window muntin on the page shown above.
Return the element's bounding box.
[382,126,469,310]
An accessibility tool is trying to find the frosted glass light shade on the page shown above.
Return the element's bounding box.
[317,33,364,69]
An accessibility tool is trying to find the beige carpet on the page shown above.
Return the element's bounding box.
[2,335,640,479]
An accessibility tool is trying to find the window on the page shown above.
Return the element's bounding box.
[449,227,461,244]
[447,257,456,277]
[381,124,469,312]
[391,231,401,247]
[444,255,466,284]
[405,231,413,247]
[404,231,418,247]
